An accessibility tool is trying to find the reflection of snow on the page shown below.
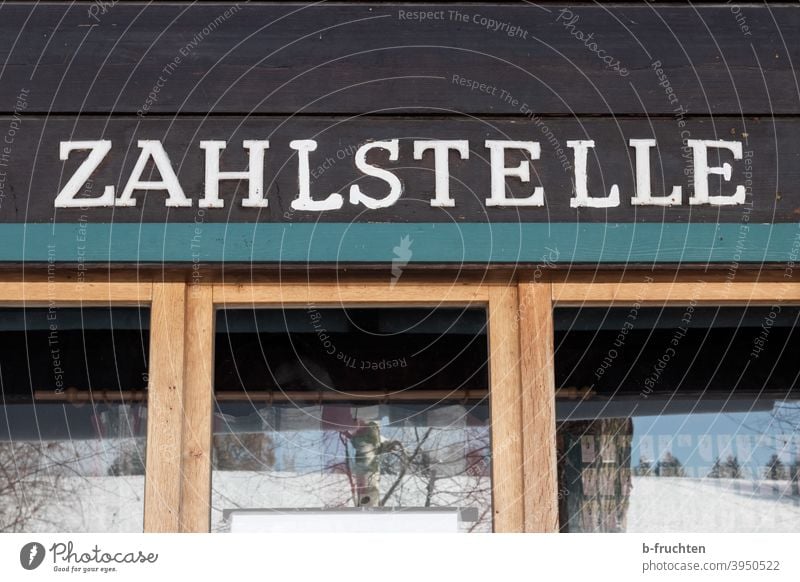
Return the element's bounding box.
[628,477,800,533]
[12,474,800,533]
[2,471,491,533]
[0,475,145,533]
[0,438,146,532]
[211,420,492,532]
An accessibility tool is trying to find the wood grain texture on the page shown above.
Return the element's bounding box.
[518,281,558,532]
[548,270,800,284]
[1,116,791,225]
[179,284,215,532]
[0,281,151,304]
[487,285,524,532]
[213,282,490,305]
[553,280,800,306]
[0,3,795,115]
[144,282,187,533]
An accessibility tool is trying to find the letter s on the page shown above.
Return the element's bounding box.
[349,140,402,209]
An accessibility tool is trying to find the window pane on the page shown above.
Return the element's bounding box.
[211,307,491,532]
[0,307,149,532]
[555,306,800,533]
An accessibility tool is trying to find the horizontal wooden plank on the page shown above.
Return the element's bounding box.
[0,3,796,115]
[553,280,800,305]
[548,271,796,285]
[3,222,800,265]
[0,116,792,224]
[213,283,490,305]
[0,281,151,303]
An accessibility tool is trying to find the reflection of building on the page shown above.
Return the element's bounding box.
[558,419,633,533]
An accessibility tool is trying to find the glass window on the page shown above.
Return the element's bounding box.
[211,307,491,532]
[0,307,149,532]
[555,306,800,533]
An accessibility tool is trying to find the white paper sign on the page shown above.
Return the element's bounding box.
[228,508,461,533]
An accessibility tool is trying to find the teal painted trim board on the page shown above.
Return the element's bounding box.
[0,223,798,264]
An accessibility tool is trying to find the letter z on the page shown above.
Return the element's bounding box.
[55,140,115,207]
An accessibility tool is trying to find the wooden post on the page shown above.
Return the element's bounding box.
[180,284,215,532]
[487,286,525,532]
[518,281,559,532]
[144,282,187,532]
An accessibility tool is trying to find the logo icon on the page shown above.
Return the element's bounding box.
[20,542,45,570]
[390,235,413,288]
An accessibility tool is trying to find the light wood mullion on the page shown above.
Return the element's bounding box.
[144,282,187,533]
[179,284,215,532]
[487,286,524,532]
[518,281,558,532]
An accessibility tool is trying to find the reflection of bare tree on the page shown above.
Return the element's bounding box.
[0,442,65,531]
[772,402,800,424]
[378,427,430,506]
[0,439,147,532]
[208,356,494,529]
[212,420,493,532]
[769,402,800,495]
[344,423,491,529]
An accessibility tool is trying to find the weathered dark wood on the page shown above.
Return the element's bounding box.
[0,115,792,224]
[0,3,796,115]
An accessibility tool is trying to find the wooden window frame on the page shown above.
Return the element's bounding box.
[0,279,165,530]
[535,271,800,533]
[179,281,536,533]
[5,272,792,534]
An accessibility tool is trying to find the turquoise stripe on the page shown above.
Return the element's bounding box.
[0,222,797,263]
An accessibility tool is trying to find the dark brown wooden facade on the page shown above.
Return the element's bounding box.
[0,2,798,532]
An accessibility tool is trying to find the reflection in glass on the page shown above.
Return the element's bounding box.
[558,403,800,532]
[555,306,800,533]
[211,307,492,532]
[211,403,491,532]
[0,308,149,532]
[0,404,147,532]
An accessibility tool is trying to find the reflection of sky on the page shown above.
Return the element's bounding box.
[214,403,491,474]
[631,401,800,479]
